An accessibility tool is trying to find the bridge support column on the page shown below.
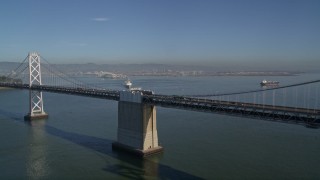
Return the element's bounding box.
[112,91,163,157]
[24,52,48,121]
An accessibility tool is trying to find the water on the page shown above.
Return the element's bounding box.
[0,74,320,179]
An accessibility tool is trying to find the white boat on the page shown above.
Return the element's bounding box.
[124,79,132,89]
[260,80,279,86]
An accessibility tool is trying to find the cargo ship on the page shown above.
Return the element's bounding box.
[260,80,279,86]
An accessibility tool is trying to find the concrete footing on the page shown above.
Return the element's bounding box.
[112,142,163,158]
[24,113,48,121]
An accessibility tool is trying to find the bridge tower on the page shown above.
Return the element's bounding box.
[112,91,163,157]
[24,52,48,120]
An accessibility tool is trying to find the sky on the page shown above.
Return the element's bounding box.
[0,0,319,70]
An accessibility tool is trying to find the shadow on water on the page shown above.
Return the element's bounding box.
[43,125,203,179]
[1,109,203,179]
[1,109,204,179]
[0,109,25,122]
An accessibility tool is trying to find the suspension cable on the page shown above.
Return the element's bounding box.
[186,79,320,97]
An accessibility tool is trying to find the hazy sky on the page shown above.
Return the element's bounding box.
[0,0,319,69]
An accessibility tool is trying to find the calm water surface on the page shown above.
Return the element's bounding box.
[0,74,319,179]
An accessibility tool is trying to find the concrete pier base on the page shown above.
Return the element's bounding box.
[113,91,163,157]
[24,113,48,121]
[112,142,163,158]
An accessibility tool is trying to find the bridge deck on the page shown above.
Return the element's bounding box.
[1,83,319,127]
[143,95,320,126]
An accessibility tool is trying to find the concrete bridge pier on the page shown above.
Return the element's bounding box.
[112,91,163,157]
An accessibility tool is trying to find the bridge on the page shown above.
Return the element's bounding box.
[0,52,319,157]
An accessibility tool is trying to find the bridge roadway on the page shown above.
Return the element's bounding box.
[1,82,319,127]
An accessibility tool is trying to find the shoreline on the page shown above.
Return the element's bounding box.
[0,87,12,90]
[125,71,303,77]
[129,74,300,77]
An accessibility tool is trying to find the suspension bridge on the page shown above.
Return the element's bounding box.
[0,52,319,157]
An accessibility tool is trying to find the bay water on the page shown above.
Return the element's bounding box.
[0,73,319,179]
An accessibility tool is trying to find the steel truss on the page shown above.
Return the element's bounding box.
[28,52,46,116]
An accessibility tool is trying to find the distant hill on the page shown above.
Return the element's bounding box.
[0,62,21,75]
[0,62,209,75]
[0,62,315,76]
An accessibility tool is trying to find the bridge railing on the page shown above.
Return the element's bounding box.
[143,94,320,126]
[0,82,120,101]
